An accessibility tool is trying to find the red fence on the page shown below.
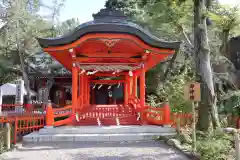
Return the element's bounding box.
[0,115,45,144]
[171,113,192,127]
[0,104,45,115]
[3,103,239,143]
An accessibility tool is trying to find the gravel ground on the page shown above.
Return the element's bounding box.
[0,141,190,160]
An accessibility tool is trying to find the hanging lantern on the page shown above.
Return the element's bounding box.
[129,70,133,76]
[108,91,113,97]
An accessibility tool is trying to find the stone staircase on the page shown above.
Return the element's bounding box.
[23,125,176,144]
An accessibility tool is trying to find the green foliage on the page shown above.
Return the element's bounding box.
[218,90,240,116]
[209,4,240,31]
[0,0,69,83]
[57,18,80,35]
[0,0,55,82]
[156,66,194,112]
[196,130,233,160]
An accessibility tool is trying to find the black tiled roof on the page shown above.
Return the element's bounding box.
[37,9,180,50]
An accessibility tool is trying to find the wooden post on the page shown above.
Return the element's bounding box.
[72,63,78,112]
[222,128,240,160]
[45,102,54,128]
[234,130,240,160]
[5,123,10,150]
[163,102,171,126]
[176,116,181,135]
[184,82,201,152]
[14,117,17,144]
[192,102,197,152]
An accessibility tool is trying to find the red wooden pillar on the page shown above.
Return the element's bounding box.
[88,78,91,105]
[91,87,95,104]
[124,76,128,106]
[128,76,133,96]
[140,64,146,124]
[82,75,85,105]
[133,76,138,97]
[78,74,81,108]
[85,76,88,104]
[163,102,171,125]
[80,74,84,109]
[72,63,78,114]
[84,75,87,105]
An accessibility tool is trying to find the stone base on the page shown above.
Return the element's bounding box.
[23,125,176,144]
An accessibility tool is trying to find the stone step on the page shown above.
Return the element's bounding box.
[23,132,176,144]
[38,125,175,135]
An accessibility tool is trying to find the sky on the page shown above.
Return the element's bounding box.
[218,0,240,5]
[41,0,239,23]
[59,0,107,22]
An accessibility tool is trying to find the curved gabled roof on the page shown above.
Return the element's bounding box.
[37,9,180,50]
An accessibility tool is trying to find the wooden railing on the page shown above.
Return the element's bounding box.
[128,96,141,111]
[171,113,192,127]
[77,105,136,119]
[45,104,72,127]
[0,115,44,144]
[143,103,171,125]
[0,104,45,115]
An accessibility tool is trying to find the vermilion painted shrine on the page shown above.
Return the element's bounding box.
[36,9,180,126]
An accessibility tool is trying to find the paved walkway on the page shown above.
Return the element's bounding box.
[0,141,190,160]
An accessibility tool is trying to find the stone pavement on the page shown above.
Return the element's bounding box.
[0,141,190,160]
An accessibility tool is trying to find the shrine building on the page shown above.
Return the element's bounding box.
[36,9,180,125]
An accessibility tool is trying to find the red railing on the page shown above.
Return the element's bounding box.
[78,105,136,119]
[128,96,141,111]
[171,113,192,127]
[143,103,171,125]
[0,115,45,144]
[0,104,45,115]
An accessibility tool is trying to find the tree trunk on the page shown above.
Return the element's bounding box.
[194,0,220,130]
[221,29,230,58]
[18,52,31,103]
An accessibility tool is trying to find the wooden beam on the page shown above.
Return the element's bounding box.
[91,72,127,77]
[76,57,142,63]
[90,79,126,84]
[77,52,140,58]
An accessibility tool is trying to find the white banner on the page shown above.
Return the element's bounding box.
[15,79,24,112]
[0,88,2,113]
